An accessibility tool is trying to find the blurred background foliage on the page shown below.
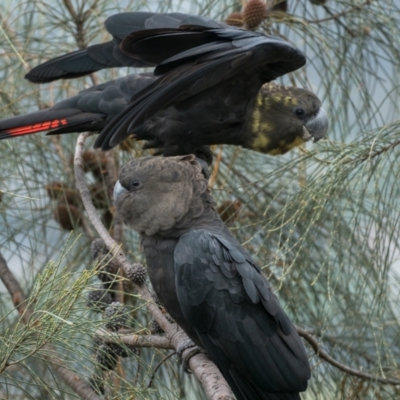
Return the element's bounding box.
[0,0,400,398]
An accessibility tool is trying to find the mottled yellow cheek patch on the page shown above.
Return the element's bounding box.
[252,135,270,152]
[251,127,272,151]
[266,136,305,155]
[271,93,283,102]
[256,93,263,107]
[268,147,283,155]
[285,136,304,151]
[262,82,274,91]
[260,122,272,132]
[252,108,261,134]
[284,96,297,106]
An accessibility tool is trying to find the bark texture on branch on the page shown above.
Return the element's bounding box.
[0,252,33,324]
[95,328,174,349]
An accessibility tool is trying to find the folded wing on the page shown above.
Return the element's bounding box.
[174,229,310,399]
[25,12,227,83]
[95,27,305,149]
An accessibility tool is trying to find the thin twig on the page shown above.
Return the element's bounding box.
[0,251,101,400]
[81,218,96,241]
[300,136,400,167]
[74,133,233,400]
[62,0,77,19]
[296,327,400,386]
[305,1,372,24]
[343,138,400,165]
[209,146,223,188]
[89,73,99,86]
[148,351,176,388]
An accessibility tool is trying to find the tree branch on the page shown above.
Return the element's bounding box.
[74,133,233,400]
[344,138,400,165]
[148,351,176,388]
[95,328,174,349]
[0,252,33,324]
[0,251,101,400]
[305,0,372,24]
[49,361,102,400]
[104,144,124,276]
[296,327,400,386]
[209,146,223,187]
[102,149,124,302]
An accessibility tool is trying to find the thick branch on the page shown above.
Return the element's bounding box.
[0,252,33,324]
[50,361,101,400]
[102,149,124,301]
[95,329,174,349]
[187,352,233,400]
[103,150,118,203]
[296,327,400,386]
[74,133,233,400]
[0,251,101,400]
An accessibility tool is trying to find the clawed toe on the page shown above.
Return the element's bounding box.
[176,339,205,373]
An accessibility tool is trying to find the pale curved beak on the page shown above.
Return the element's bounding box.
[303,108,329,142]
[113,180,128,202]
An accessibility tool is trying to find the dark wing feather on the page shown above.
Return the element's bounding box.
[25,12,228,83]
[174,230,310,399]
[94,28,305,150]
[106,12,226,38]
[120,27,221,65]
[95,51,251,149]
[0,74,155,140]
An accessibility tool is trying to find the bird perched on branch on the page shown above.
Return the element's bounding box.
[114,155,310,399]
[0,12,328,157]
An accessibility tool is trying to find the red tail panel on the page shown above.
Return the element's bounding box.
[4,119,68,136]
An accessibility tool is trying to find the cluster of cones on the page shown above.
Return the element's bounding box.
[46,150,113,231]
[226,0,325,30]
[226,0,288,29]
[89,301,139,394]
[85,238,147,394]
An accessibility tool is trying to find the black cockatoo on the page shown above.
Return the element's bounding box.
[0,12,328,157]
[113,154,311,399]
